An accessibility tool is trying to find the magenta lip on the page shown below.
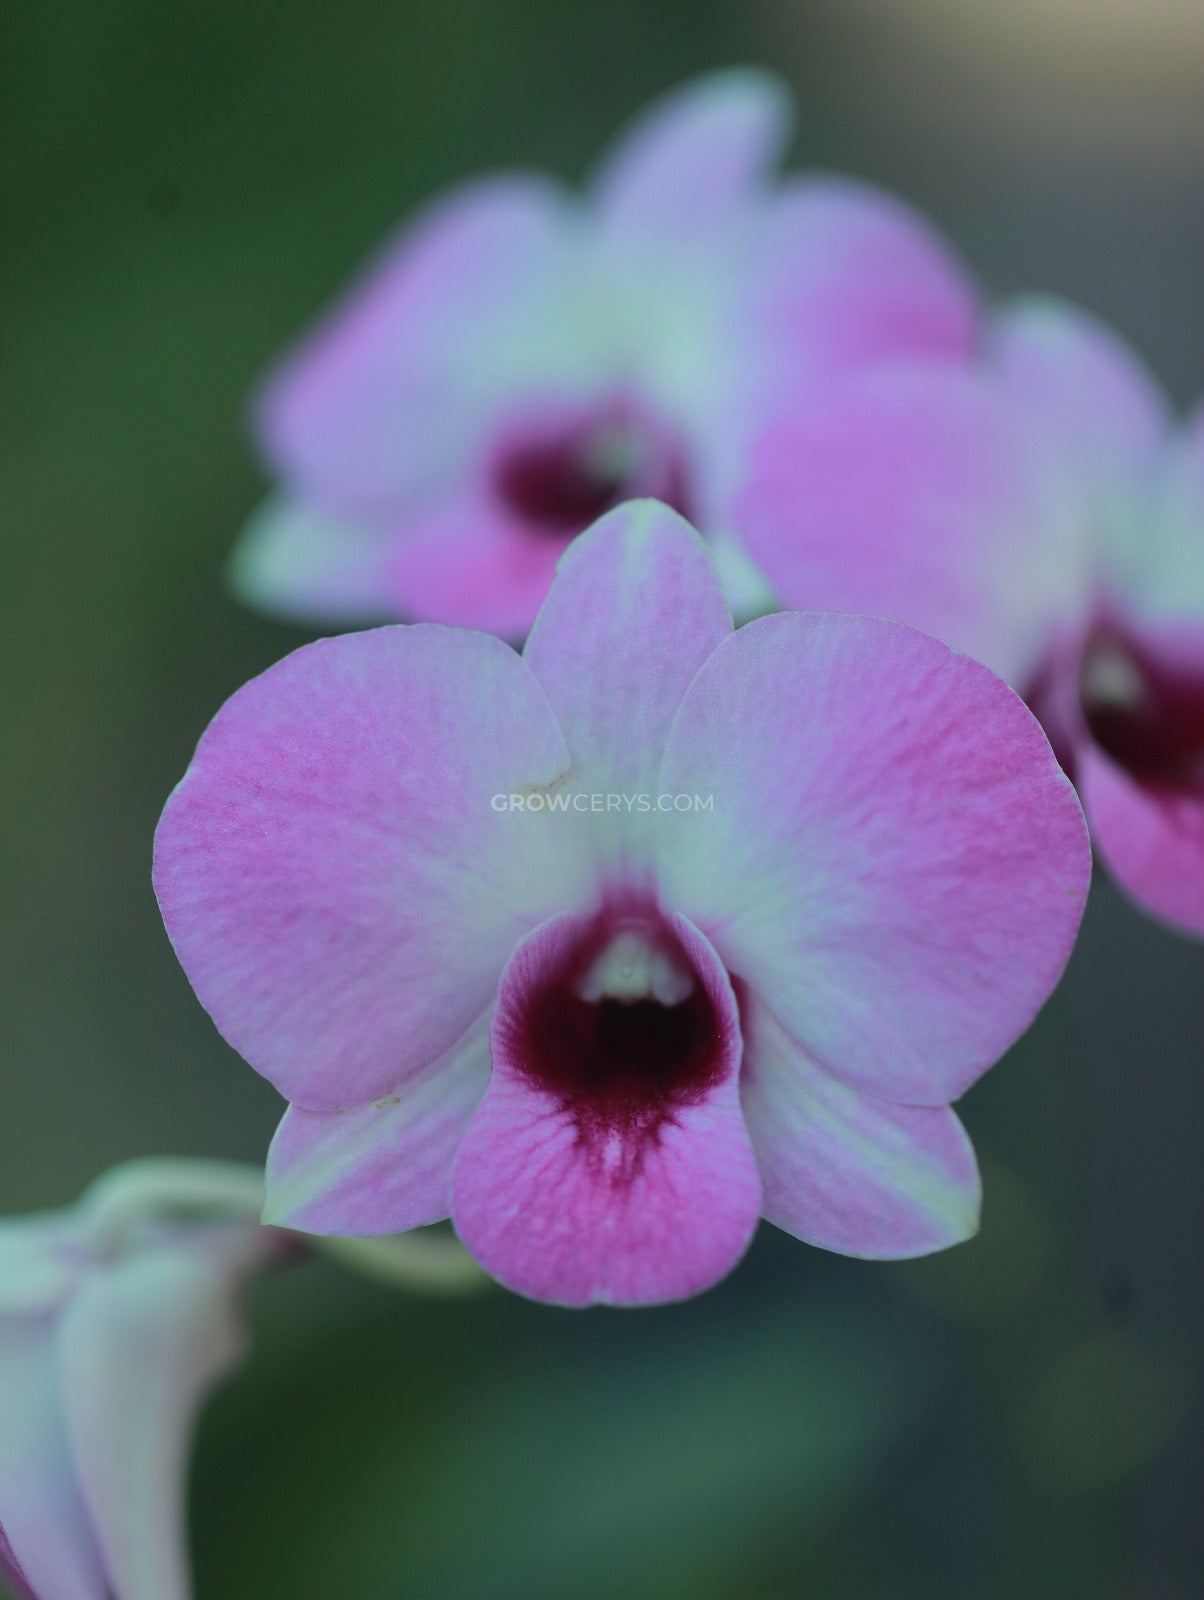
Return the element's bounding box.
[1080,619,1204,795]
[489,395,692,538]
[504,908,724,1177]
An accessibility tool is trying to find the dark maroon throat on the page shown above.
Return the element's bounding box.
[491,406,692,539]
[1080,623,1204,796]
[506,917,724,1177]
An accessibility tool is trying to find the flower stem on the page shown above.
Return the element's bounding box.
[313,1231,489,1295]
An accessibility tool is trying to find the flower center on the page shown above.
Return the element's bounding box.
[491,402,691,538]
[512,916,723,1156]
[1080,624,1204,795]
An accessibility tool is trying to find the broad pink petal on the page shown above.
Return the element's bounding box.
[388,494,566,636]
[155,627,590,1111]
[0,1316,108,1600]
[657,612,1091,1106]
[1081,746,1204,935]
[741,997,981,1257]
[255,176,572,517]
[989,295,1168,488]
[58,1233,264,1600]
[523,500,731,817]
[228,495,398,625]
[750,177,978,389]
[451,911,760,1306]
[264,1012,491,1233]
[591,70,791,234]
[990,297,1171,610]
[735,366,1079,685]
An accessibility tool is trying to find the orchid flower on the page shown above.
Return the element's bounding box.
[229,69,974,634]
[738,296,1204,935]
[0,1161,281,1600]
[156,502,1090,1307]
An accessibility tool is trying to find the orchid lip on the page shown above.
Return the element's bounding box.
[1080,621,1204,796]
[501,908,727,1171]
[489,398,692,538]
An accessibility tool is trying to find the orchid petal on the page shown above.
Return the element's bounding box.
[155,626,589,1111]
[657,611,1090,1105]
[592,70,792,234]
[742,997,981,1257]
[56,1232,263,1600]
[387,493,566,636]
[522,500,731,880]
[1081,745,1204,935]
[736,365,1081,685]
[0,1316,107,1600]
[452,910,759,1306]
[255,176,574,518]
[264,1011,491,1234]
[227,494,397,625]
[989,295,1168,490]
[990,296,1170,603]
[749,176,978,390]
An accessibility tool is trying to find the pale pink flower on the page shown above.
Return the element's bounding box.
[739,297,1204,935]
[230,70,974,633]
[158,503,1089,1306]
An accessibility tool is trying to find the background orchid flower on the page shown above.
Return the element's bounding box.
[228,68,976,634]
[738,296,1204,936]
[156,501,1090,1308]
[0,1161,281,1600]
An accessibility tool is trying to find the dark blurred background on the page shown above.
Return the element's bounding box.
[3,2,1204,1595]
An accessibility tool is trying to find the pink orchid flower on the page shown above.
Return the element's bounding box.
[738,296,1204,936]
[0,1162,279,1600]
[229,69,974,635]
[156,503,1090,1307]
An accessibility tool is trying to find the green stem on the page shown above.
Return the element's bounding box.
[313,1231,489,1294]
[76,1157,488,1295]
[80,1158,266,1252]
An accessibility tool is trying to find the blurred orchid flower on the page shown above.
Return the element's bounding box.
[230,68,974,634]
[0,1160,281,1600]
[157,501,1089,1307]
[738,296,1204,935]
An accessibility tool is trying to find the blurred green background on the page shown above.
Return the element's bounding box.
[3,2,1204,1595]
